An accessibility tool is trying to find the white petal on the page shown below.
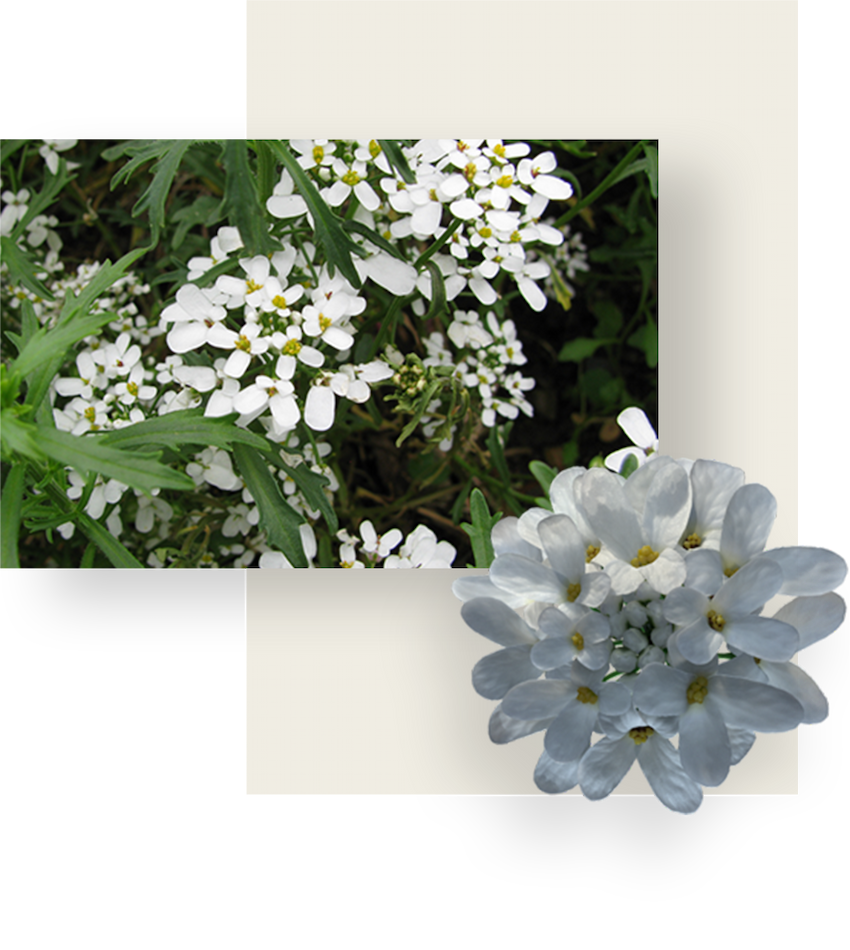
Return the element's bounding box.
[578,737,636,799]
[637,735,703,813]
[304,386,335,431]
[678,701,731,786]
[472,646,539,700]
[772,592,846,649]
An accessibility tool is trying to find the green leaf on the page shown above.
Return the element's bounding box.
[460,488,502,569]
[619,453,640,479]
[231,444,307,567]
[558,337,617,362]
[642,144,658,198]
[377,140,415,184]
[422,260,447,322]
[266,141,365,289]
[35,427,195,493]
[9,246,149,381]
[0,236,54,300]
[1,464,26,567]
[341,219,405,260]
[219,140,278,257]
[529,460,558,497]
[252,140,278,204]
[171,194,222,251]
[98,409,270,452]
[276,456,338,533]
[75,512,145,568]
[485,425,512,486]
[1,412,44,460]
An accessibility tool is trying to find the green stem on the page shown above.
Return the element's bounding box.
[556,140,647,227]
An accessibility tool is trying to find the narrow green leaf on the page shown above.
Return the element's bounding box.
[642,144,659,198]
[529,460,558,497]
[36,427,195,493]
[11,308,123,379]
[377,140,415,184]
[341,219,405,260]
[232,444,307,567]
[58,245,149,326]
[252,140,278,204]
[485,425,512,486]
[1,413,44,460]
[75,512,145,568]
[219,140,277,257]
[460,488,502,569]
[171,194,222,251]
[99,409,270,452]
[276,457,338,533]
[1,464,26,567]
[123,140,192,244]
[266,141,365,289]
[423,260,447,322]
[80,543,97,568]
[558,337,617,363]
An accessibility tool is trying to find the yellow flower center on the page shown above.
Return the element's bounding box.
[707,609,725,632]
[585,544,600,563]
[495,174,513,189]
[631,545,660,568]
[463,162,477,182]
[566,582,582,603]
[576,686,597,705]
[629,726,654,745]
[478,226,492,239]
[493,143,506,158]
[319,314,332,332]
[682,533,702,550]
[313,145,324,164]
[235,335,252,352]
[369,140,381,159]
[272,294,288,310]
[84,407,96,422]
[510,230,522,243]
[126,381,139,397]
[687,676,709,705]
[246,279,263,294]
[571,631,585,650]
[342,169,360,187]
[282,339,302,356]
[724,565,739,578]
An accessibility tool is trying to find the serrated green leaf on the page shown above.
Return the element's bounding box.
[219,140,278,257]
[558,337,617,363]
[35,427,195,493]
[377,140,415,184]
[232,444,307,567]
[266,141,366,289]
[133,140,192,244]
[98,409,270,452]
[0,236,54,300]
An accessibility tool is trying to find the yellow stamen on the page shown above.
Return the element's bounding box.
[631,545,660,568]
[687,676,709,705]
[576,686,597,705]
[629,726,654,745]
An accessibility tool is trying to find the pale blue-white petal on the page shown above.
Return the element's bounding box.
[530,637,575,671]
[578,737,637,799]
[760,660,829,724]
[472,646,539,700]
[534,750,581,794]
[720,484,776,571]
[489,553,564,602]
[688,459,746,535]
[502,678,571,720]
[709,675,804,732]
[577,468,643,561]
[727,726,757,764]
[545,701,598,762]
[637,734,703,813]
[713,556,784,618]
[488,704,552,744]
[642,548,687,595]
[577,571,611,608]
[538,514,586,581]
[663,587,709,626]
[724,616,799,662]
[772,592,846,649]
[598,680,632,717]
[643,462,692,550]
[683,547,725,596]
[460,597,537,646]
[674,618,723,666]
[452,575,525,606]
[762,546,848,596]
[492,517,542,560]
[632,663,690,717]
[678,701,731,786]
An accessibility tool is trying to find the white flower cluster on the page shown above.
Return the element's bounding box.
[454,455,846,812]
[335,521,456,569]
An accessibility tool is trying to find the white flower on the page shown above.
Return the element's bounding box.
[266,169,308,219]
[325,158,380,211]
[39,139,78,175]
[605,407,659,472]
[207,322,271,379]
[517,151,573,201]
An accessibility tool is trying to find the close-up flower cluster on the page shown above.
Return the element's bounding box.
[454,445,846,812]
[1,138,657,568]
